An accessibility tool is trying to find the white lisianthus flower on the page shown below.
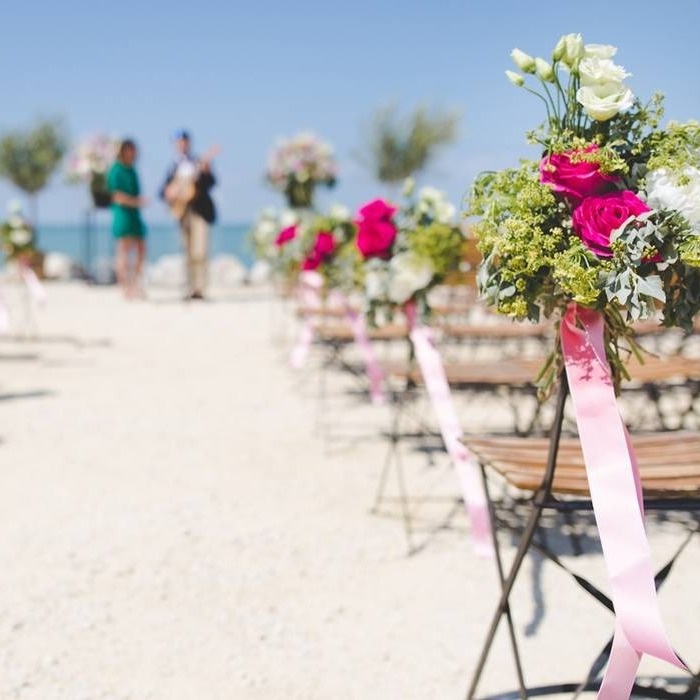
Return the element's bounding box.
[646,167,700,231]
[9,227,32,247]
[534,58,554,83]
[510,48,536,74]
[577,83,634,121]
[584,43,617,59]
[279,210,298,228]
[401,177,416,197]
[505,70,525,87]
[387,252,435,305]
[7,214,24,228]
[364,264,388,301]
[579,57,631,86]
[256,220,277,239]
[417,187,456,224]
[328,203,350,221]
[553,33,584,69]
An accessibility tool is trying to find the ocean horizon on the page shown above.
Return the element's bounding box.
[22,221,256,272]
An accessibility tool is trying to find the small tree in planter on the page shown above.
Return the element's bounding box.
[0,118,67,228]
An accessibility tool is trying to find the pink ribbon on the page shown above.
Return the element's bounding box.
[289,271,323,370]
[20,261,47,305]
[344,306,386,406]
[561,304,684,698]
[0,289,8,332]
[405,301,493,557]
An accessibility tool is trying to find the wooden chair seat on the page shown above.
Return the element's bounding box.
[441,321,551,341]
[466,432,700,497]
[296,306,348,319]
[316,323,408,343]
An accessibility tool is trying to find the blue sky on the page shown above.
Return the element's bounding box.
[1,0,699,225]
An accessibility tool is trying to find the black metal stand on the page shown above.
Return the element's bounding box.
[83,207,96,283]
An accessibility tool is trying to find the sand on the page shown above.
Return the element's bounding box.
[0,282,698,700]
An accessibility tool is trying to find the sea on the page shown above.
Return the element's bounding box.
[31,222,256,273]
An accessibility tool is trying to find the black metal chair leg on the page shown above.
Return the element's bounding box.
[466,373,569,699]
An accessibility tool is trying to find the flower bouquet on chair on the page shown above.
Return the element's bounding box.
[1,202,46,302]
[465,33,700,696]
[1,204,36,264]
[466,34,700,395]
[354,183,465,326]
[65,133,118,209]
[265,132,337,210]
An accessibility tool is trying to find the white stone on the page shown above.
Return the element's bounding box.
[247,260,271,285]
[208,255,247,287]
[43,252,76,281]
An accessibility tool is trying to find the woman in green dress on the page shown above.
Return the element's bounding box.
[107,139,148,298]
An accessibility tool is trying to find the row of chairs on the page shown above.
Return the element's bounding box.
[286,284,700,698]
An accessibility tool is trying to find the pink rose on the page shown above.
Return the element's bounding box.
[572,190,651,258]
[275,225,297,247]
[540,146,619,202]
[355,199,398,259]
[302,231,336,270]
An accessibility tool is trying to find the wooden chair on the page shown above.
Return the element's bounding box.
[376,352,700,557]
[464,373,700,699]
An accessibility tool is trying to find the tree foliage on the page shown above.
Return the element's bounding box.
[0,118,67,196]
[360,104,460,183]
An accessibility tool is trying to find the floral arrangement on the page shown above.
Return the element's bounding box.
[65,133,118,207]
[466,33,700,390]
[266,132,337,208]
[250,204,355,288]
[356,182,465,322]
[1,202,36,262]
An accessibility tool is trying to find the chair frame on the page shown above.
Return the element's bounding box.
[465,370,700,699]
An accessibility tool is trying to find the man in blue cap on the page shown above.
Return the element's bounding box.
[160,130,218,300]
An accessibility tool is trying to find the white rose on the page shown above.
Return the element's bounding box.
[584,43,617,59]
[9,227,32,247]
[365,267,388,301]
[387,252,435,305]
[256,220,277,239]
[579,57,631,86]
[646,167,700,231]
[510,48,536,74]
[279,210,298,228]
[416,187,456,224]
[577,83,634,121]
[328,203,350,221]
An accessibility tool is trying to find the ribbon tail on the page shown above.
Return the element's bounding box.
[345,306,386,406]
[597,622,642,700]
[405,302,493,557]
[289,271,323,370]
[560,304,684,700]
[20,263,47,305]
[290,319,315,369]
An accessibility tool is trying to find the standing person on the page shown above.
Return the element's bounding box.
[160,130,218,301]
[107,139,148,299]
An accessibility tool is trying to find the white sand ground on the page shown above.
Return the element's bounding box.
[0,282,698,700]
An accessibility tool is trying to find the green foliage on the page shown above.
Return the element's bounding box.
[360,104,459,183]
[0,118,67,197]
[407,222,464,279]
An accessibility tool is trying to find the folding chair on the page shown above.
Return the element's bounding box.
[464,372,700,699]
[373,357,546,555]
